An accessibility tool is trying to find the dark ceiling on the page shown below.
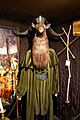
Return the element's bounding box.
[0,0,80,26]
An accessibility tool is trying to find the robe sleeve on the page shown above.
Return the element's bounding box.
[52,64,59,94]
[49,48,59,94]
[17,67,28,98]
[17,50,34,98]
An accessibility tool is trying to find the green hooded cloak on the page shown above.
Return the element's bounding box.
[17,48,59,120]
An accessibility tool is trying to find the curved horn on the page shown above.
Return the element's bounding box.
[48,27,64,36]
[45,19,64,36]
[13,26,31,36]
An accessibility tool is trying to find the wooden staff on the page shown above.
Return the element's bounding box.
[60,36,75,59]
[62,25,72,103]
[58,36,79,56]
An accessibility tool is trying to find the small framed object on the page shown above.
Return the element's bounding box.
[73,20,80,36]
[0,26,19,105]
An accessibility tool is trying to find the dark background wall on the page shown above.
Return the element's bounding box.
[0,19,80,120]
[50,23,80,120]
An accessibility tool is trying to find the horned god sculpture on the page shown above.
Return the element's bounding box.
[14,16,63,120]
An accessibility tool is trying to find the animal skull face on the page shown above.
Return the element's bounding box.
[32,16,51,34]
[36,22,45,33]
[37,25,44,33]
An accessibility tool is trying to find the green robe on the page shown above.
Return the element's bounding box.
[17,48,59,120]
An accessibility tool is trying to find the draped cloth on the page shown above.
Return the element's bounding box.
[17,48,59,120]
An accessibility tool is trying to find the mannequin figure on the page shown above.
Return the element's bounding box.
[15,16,60,120]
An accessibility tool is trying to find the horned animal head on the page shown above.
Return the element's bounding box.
[13,16,63,70]
[32,16,51,34]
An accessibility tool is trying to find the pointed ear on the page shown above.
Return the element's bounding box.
[32,23,36,28]
[46,24,51,29]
